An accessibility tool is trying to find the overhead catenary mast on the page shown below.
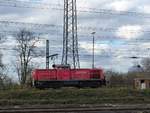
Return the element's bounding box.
[46,40,59,69]
[61,0,80,69]
[46,40,49,69]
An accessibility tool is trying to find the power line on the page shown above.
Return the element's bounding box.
[0,0,150,18]
[1,47,150,59]
[0,20,150,35]
[0,20,61,28]
[1,31,150,43]
[0,0,61,10]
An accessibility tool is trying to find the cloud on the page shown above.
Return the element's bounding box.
[34,40,45,48]
[79,42,110,54]
[141,42,150,49]
[0,0,150,74]
[116,25,143,39]
[105,0,134,11]
[138,5,150,13]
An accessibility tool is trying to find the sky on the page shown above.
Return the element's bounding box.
[0,0,150,79]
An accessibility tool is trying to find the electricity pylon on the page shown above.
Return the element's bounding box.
[62,0,80,69]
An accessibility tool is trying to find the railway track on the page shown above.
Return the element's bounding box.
[0,105,150,113]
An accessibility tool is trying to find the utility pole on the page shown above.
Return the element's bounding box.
[46,40,59,69]
[62,0,80,69]
[46,40,49,69]
[91,32,96,69]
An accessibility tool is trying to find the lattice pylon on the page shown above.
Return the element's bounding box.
[62,0,80,69]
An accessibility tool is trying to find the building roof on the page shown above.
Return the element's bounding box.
[128,65,144,73]
[134,78,150,80]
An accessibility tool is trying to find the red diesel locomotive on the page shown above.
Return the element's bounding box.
[32,65,106,88]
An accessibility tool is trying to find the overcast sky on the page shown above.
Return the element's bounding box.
[0,0,150,79]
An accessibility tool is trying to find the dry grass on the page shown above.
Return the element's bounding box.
[0,87,150,106]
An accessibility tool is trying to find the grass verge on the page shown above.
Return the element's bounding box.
[0,87,150,106]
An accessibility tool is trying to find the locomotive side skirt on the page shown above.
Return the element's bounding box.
[33,80,105,88]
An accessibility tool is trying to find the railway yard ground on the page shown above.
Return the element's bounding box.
[0,87,150,112]
[0,87,150,106]
[0,104,150,113]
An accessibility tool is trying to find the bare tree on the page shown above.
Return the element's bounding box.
[105,70,126,87]
[0,54,5,89]
[0,49,13,89]
[0,35,14,89]
[15,29,40,85]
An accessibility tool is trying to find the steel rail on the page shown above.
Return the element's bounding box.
[0,106,150,113]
